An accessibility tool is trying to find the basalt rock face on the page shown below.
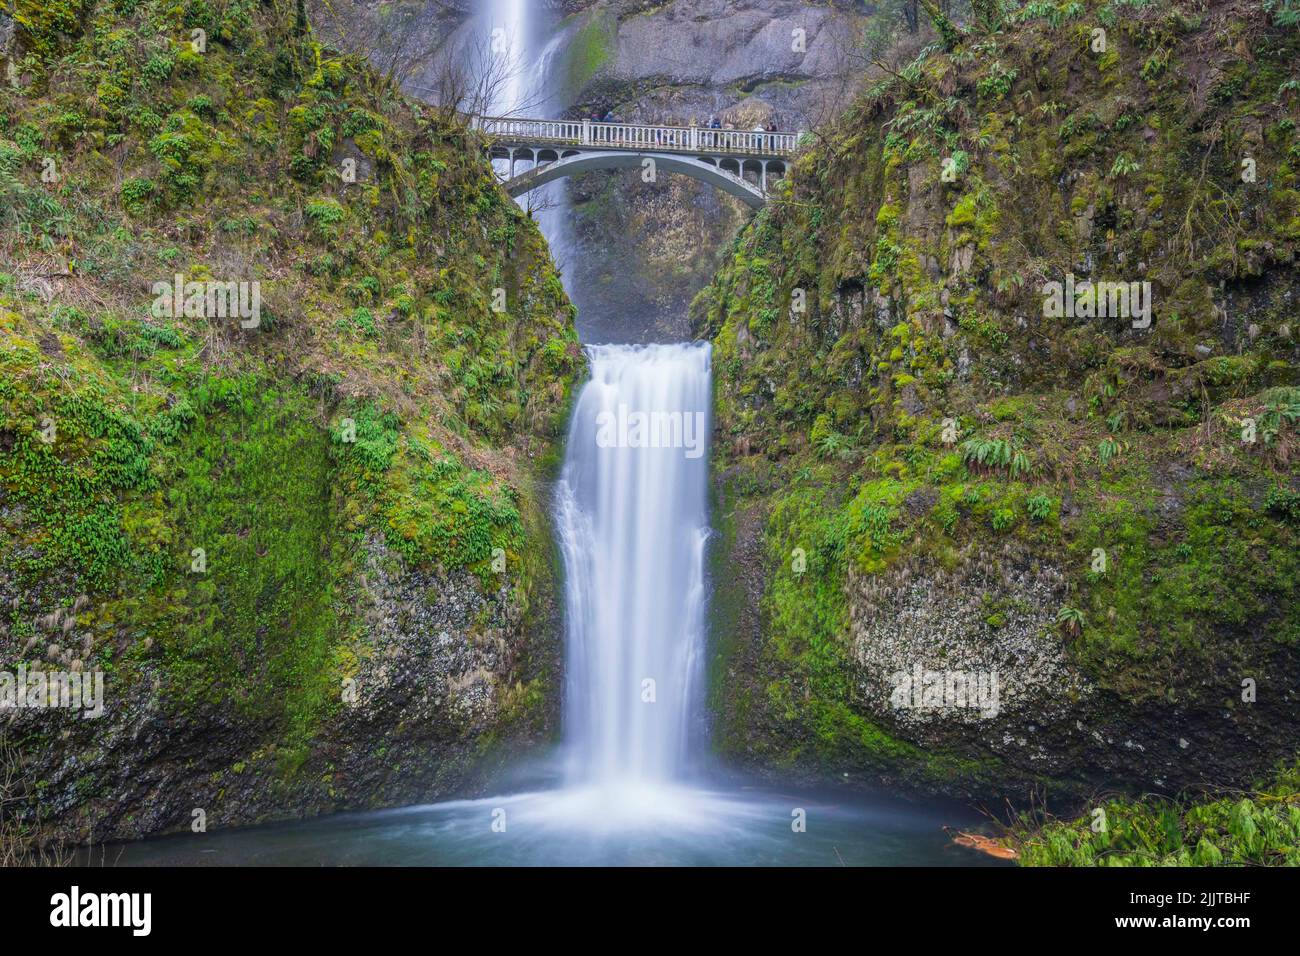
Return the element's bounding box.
[4,534,560,842]
[580,0,858,93]
[554,1,870,342]
[0,1,578,845]
[0,10,14,57]
[696,0,1300,806]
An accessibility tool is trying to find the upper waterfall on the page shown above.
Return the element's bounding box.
[484,0,530,114]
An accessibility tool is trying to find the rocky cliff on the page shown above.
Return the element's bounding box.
[0,0,579,844]
[694,0,1300,806]
[554,0,873,341]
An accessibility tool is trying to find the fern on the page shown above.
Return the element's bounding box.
[1098,436,1128,466]
[1056,605,1086,636]
[962,435,1033,477]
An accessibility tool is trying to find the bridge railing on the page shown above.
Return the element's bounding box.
[473,115,799,158]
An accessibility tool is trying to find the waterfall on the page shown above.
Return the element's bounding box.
[107,2,997,867]
[484,0,530,115]
[555,344,712,786]
[478,0,576,297]
[474,2,715,794]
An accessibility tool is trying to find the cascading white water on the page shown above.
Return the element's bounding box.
[480,0,576,286]
[484,0,530,115]
[555,344,712,786]
[479,1,715,796]
[115,327,983,860]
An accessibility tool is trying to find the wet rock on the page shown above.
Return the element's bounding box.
[4,533,560,844]
[847,546,1087,745]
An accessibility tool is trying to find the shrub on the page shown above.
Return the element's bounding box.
[120,178,155,215]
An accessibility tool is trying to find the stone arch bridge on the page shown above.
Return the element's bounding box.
[474,115,799,210]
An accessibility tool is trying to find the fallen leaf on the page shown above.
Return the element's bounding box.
[949,829,1019,860]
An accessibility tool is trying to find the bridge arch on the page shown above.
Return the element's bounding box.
[496,149,775,209]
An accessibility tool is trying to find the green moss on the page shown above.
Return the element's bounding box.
[0,0,581,814]
[149,378,340,740]
[558,12,615,102]
[1068,477,1300,689]
[379,442,523,582]
[692,0,1300,798]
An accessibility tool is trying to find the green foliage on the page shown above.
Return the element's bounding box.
[382,447,523,579]
[811,413,856,459]
[976,61,1018,100]
[11,0,92,61]
[1016,763,1300,865]
[1026,493,1054,522]
[305,197,346,235]
[0,370,154,585]
[1263,0,1300,28]
[1264,484,1300,522]
[1055,604,1086,635]
[1257,386,1300,447]
[990,506,1016,531]
[332,402,399,478]
[961,436,1032,477]
[120,178,156,215]
[1109,153,1141,178]
[1097,435,1127,466]
[337,306,379,338]
[154,377,340,739]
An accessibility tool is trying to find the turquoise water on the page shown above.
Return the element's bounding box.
[92,768,1006,867]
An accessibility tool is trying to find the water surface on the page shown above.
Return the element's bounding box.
[95,774,1004,867]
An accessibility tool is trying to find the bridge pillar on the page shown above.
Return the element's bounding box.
[690,123,698,151]
[761,160,767,194]
[582,118,591,146]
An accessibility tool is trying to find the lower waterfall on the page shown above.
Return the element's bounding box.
[555,343,712,786]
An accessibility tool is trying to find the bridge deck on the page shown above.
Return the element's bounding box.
[474,115,799,161]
